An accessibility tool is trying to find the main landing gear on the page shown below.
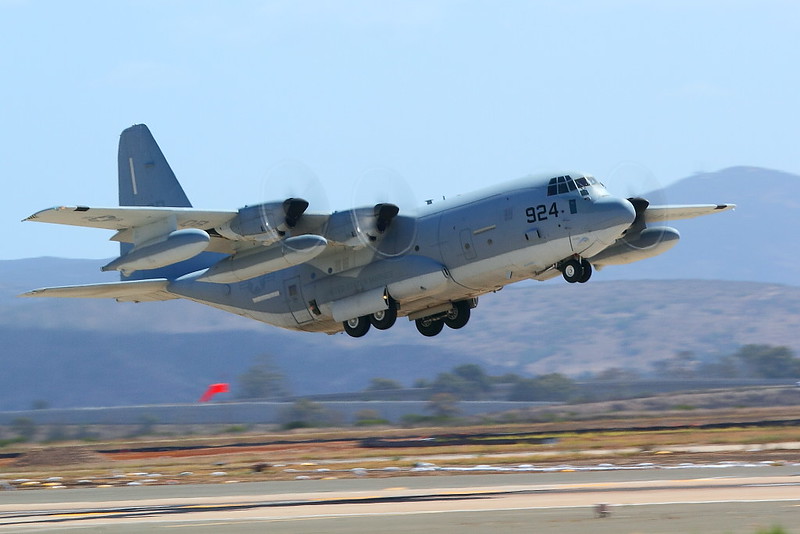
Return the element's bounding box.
[561,258,592,283]
[342,298,398,337]
[415,300,472,337]
[343,316,370,337]
[342,299,474,338]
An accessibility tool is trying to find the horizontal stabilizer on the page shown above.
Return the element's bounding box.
[645,204,735,223]
[19,279,176,302]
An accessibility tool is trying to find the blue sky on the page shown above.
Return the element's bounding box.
[2,0,798,260]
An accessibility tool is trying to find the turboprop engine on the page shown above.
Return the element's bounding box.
[214,198,309,245]
[102,228,210,274]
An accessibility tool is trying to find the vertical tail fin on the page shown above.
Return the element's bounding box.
[118,124,191,207]
[117,125,222,280]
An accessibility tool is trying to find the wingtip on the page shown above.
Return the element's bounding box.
[22,206,73,222]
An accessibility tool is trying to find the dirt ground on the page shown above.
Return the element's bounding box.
[3,409,800,489]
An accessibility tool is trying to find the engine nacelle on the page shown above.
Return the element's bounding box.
[102,228,210,274]
[214,198,309,244]
[214,203,282,244]
[589,226,680,267]
[324,203,401,247]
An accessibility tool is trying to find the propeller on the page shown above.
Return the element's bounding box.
[282,197,309,231]
[604,161,669,251]
[256,160,330,241]
[625,196,650,234]
[348,166,418,257]
[374,202,400,233]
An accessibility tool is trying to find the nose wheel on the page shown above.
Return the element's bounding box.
[562,258,592,283]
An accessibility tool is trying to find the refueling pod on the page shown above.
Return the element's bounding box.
[589,227,680,267]
[102,228,210,275]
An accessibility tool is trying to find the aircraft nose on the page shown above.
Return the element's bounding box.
[592,196,637,229]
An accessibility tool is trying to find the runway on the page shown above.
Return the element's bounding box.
[2,467,799,533]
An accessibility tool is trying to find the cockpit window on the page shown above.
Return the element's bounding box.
[547,178,557,196]
[557,176,568,194]
[547,174,583,196]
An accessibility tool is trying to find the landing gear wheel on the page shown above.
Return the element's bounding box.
[562,259,583,283]
[578,259,592,283]
[370,301,397,330]
[444,301,471,329]
[415,317,444,337]
[343,316,370,337]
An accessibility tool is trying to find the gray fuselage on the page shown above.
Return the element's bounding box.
[168,171,635,334]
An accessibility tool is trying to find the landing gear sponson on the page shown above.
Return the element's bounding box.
[560,257,592,284]
[343,298,476,338]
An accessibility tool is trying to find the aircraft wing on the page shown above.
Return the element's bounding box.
[644,203,735,223]
[20,279,176,302]
[23,206,237,231]
[24,205,243,254]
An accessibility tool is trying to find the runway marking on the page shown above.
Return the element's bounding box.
[69,498,800,528]
[5,476,800,528]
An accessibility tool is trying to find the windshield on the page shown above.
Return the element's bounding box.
[547,175,605,197]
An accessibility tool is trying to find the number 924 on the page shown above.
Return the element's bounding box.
[526,202,559,223]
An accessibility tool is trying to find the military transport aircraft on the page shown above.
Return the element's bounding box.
[22,125,735,337]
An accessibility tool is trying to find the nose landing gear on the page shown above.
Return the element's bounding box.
[561,258,592,283]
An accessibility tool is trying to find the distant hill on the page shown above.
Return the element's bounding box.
[2,267,799,411]
[1,167,798,410]
[595,166,797,285]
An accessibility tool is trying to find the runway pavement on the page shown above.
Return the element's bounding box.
[2,467,799,533]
